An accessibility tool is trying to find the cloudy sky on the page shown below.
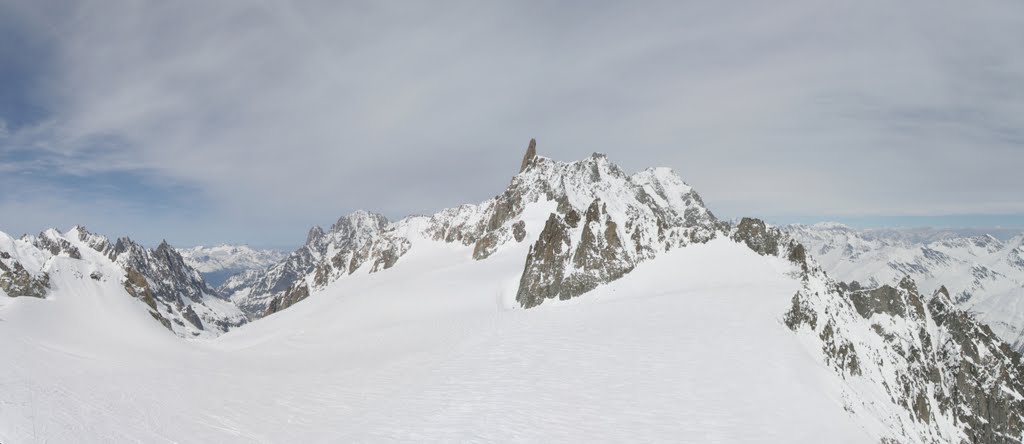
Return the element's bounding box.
[1,0,1023,248]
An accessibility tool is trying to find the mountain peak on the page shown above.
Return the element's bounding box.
[519,138,537,173]
[331,210,388,233]
[306,226,325,245]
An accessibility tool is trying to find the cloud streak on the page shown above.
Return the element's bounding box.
[2,0,1023,245]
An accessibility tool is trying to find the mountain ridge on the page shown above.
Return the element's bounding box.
[786,222,1024,353]
[3,140,1023,442]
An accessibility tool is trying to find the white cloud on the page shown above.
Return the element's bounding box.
[4,0,1024,244]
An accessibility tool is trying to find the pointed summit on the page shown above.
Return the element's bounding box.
[306,225,325,245]
[519,138,537,173]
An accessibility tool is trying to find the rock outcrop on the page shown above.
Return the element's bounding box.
[520,138,537,173]
[0,259,50,298]
[0,227,245,337]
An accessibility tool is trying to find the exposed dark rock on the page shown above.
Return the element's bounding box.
[564,209,581,228]
[788,270,1024,442]
[266,282,310,316]
[0,261,50,298]
[149,311,173,331]
[819,320,862,376]
[512,221,527,242]
[486,193,523,235]
[306,226,325,245]
[848,277,926,321]
[787,242,809,273]
[370,238,410,272]
[925,287,1024,442]
[183,305,204,330]
[849,285,908,319]
[569,200,632,285]
[516,199,638,308]
[783,293,817,331]
[473,229,505,260]
[123,268,157,311]
[731,218,782,256]
[516,213,573,308]
[32,233,82,259]
[519,138,537,173]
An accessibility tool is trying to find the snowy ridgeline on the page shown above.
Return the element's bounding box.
[0,227,245,338]
[786,223,1024,353]
[1,145,1023,442]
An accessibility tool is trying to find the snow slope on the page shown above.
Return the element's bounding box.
[0,227,872,442]
[0,227,246,338]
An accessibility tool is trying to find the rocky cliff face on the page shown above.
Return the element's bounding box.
[511,156,719,308]
[0,227,245,337]
[0,234,52,298]
[776,243,1024,443]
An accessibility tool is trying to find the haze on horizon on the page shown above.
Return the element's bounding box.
[1,0,1022,247]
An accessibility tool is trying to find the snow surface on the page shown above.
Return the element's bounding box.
[0,232,872,442]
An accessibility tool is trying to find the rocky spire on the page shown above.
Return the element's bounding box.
[519,138,537,173]
[306,226,325,245]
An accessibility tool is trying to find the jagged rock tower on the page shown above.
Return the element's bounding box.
[520,138,537,173]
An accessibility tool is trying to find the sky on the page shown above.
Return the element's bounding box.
[1,0,1023,248]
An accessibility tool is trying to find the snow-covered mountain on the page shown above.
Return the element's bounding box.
[2,140,1022,442]
[221,143,717,317]
[786,223,1024,352]
[0,227,245,338]
[176,244,285,287]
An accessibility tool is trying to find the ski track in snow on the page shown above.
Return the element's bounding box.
[0,238,870,443]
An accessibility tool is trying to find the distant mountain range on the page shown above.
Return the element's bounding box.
[177,244,286,287]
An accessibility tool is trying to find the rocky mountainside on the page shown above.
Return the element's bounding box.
[702,217,1024,442]
[786,223,1024,352]
[218,210,407,317]
[223,141,717,317]
[0,227,245,337]
[218,140,1024,442]
[781,247,1024,443]
[177,244,285,286]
